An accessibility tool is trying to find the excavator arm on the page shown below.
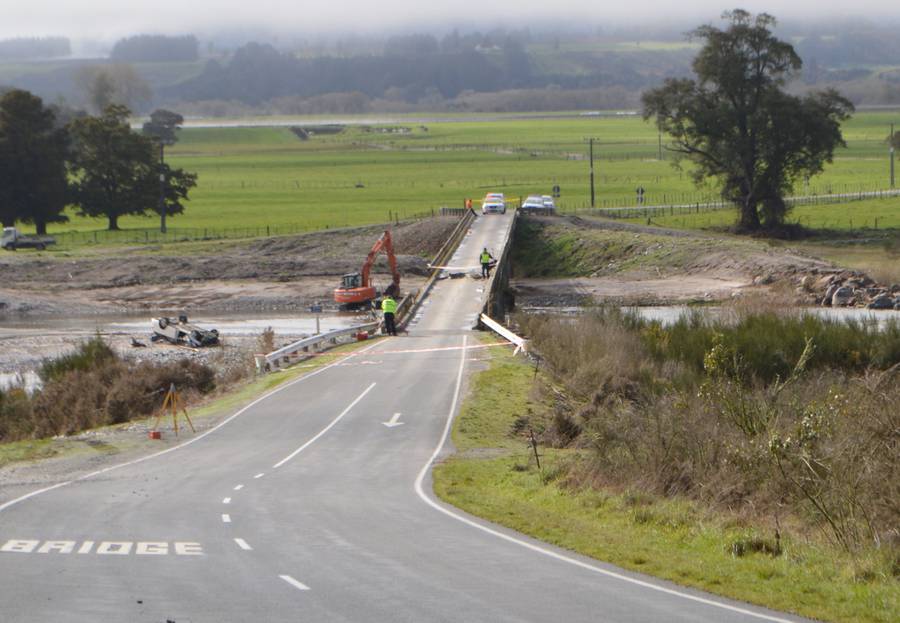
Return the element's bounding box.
[360,231,401,295]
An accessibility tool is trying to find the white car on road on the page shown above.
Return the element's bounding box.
[481,195,506,214]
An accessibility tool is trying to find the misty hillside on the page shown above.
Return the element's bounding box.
[5,21,900,115]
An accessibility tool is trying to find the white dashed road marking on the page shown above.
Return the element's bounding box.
[279,574,311,591]
[222,497,231,504]
[233,484,244,491]
[234,538,252,551]
[222,514,231,523]
[254,473,265,479]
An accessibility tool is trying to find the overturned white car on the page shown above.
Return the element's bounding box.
[151,316,220,347]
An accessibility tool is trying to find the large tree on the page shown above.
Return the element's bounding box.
[68,105,195,230]
[642,10,854,231]
[0,89,69,234]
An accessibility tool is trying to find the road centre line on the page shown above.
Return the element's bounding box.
[254,473,265,479]
[279,574,311,591]
[233,484,244,491]
[413,336,797,623]
[222,514,231,523]
[222,497,231,504]
[234,538,252,551]
[272,382,377,469]
[0,340,382,515]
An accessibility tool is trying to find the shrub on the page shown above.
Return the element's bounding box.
[2,337,217,443]
[519,308,900,548]
[38,335,117,383]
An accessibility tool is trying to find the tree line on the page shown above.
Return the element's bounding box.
[0,90,196,233]
[0,37,70,60]
[166,39,658,105]
[110,35,199,63]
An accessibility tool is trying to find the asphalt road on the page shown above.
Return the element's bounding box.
[0,212,812,622]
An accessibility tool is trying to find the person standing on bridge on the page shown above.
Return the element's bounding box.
[480,247,495,278]
[381,294,398,336]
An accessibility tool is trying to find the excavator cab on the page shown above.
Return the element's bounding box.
[341,273,362,289]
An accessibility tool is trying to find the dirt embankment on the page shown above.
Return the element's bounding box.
[0,218,459,316]
[511,215,900,307]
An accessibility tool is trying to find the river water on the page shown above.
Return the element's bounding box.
[3,306,897,392]
[522,305,900,329]
[0,311,371,391]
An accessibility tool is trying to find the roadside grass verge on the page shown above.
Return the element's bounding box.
[433,334,899,623]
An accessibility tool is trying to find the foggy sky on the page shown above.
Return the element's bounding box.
[1,1,895,42]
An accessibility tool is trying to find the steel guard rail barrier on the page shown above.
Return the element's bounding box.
[255,320,381,372]
[480,209,519,321]
[479,313,527,354]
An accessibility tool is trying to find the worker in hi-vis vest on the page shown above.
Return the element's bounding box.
[381,294,398,336]
[480,247,495,278]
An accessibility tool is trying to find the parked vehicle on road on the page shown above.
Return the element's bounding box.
[521,195,545,212]
[1,227,55,251]
[481,199,506,214]
[520,195,555,215]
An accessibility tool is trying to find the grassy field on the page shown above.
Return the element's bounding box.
[433,340,898,623]
[624,197,900,230]
[15,109,900,241]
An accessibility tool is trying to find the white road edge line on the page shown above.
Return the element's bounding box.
[0,340,382,514]
[413,334,798,623]
[279,574,311,591]
[234,538,252,551]
[222,514,231,523]
[272,382,377,469]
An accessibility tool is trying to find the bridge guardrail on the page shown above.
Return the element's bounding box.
[399,208,477,329]
[480,210,519,322]
[255,321,380,372]
[479,313,527,355]
[256,209,476,372]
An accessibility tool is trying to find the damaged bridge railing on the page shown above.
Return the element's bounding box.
[255,208,477,373]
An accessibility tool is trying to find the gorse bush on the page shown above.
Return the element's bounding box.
[2,338,216,442]
[519,308,900,551]
[642,311,900,382]
[38,335,117,383]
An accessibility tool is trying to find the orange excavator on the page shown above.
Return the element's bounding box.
[334,230,401,309]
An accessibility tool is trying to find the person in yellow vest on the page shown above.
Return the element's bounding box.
[381,294,398,336]
[479,247,494,278]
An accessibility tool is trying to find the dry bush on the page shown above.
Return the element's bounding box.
[521,310,900,549]
[2,339,217,443]
[257,327,275,353]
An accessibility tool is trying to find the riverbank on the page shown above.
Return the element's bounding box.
[511,216,900,309]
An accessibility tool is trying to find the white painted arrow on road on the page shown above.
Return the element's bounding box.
[383,413,404,428]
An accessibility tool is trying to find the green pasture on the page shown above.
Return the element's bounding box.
[26,110,900,241]
[622,197,900,230]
